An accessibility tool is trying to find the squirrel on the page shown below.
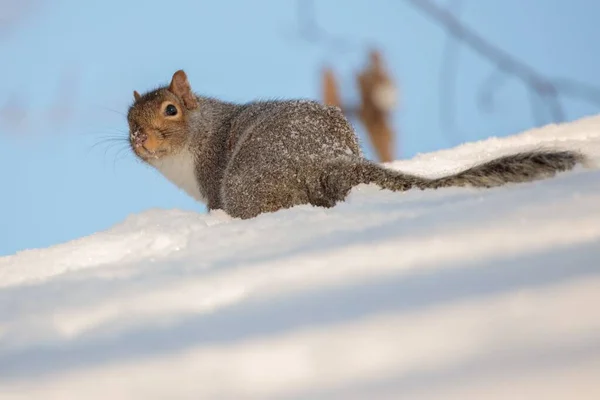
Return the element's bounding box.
[127,70,585,219]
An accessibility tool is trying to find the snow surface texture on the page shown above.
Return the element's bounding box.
[2,115,600,399]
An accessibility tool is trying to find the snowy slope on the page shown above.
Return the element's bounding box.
[1,115,600,399]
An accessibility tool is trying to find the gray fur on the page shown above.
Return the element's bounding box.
[129,90,585,220]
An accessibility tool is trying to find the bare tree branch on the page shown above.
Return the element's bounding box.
[405,0,600,126]
[291,0,600,158]
[438,0,465,140]
[294,0,359,55]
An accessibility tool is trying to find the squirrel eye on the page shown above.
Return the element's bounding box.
[164,104,178,116]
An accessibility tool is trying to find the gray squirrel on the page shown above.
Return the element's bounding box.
[127,70,585,219]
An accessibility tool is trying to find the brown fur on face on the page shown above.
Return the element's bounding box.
[127,70,198,161]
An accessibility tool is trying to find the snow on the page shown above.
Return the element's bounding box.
[2,115,600,399]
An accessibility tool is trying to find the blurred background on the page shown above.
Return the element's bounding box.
[1,0,599,256]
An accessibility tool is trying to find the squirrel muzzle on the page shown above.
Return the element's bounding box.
[130,128,164,159]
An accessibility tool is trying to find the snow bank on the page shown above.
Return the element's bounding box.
[1,115,600,399]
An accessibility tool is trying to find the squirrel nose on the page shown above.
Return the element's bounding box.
[132,130,148,147]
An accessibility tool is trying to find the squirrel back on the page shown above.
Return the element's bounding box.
[127,70,586,219]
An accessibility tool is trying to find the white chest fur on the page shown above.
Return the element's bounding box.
[149,149,206,203]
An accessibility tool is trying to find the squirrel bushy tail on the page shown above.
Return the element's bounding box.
[317,150,584,203]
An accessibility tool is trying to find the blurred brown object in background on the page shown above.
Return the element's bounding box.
[357,50,398,163]
[321,49,399,163]
[322,67,342,109]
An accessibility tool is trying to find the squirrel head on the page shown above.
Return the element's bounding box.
[127,70,199,161]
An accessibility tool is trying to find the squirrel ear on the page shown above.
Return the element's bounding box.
[169,70,199,109]
[133,90,141,101]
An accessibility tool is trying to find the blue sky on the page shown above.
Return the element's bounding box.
[1,0,599,256]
